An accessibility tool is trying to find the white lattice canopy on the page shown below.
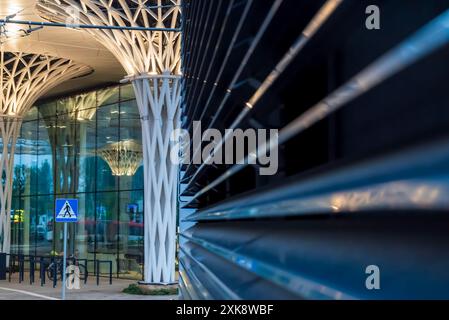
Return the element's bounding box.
[37,0,182,76]
[99,140,143,176]
[0,50,91,255]
[1,51,92,117]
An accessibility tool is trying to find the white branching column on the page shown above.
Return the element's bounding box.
[37,0,182,283]
[0,51,91,255]
[0,116,20,255]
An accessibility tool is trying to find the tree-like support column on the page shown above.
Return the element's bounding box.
[0,51,91,256]
[132,75,181,283]
[37,0,182,284]
[0,116,21,255]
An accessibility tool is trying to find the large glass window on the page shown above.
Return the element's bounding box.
[119,99,143,190]
[10,84,144,280]
[37,116,55,195]
[77,108,96,193]
[95,191,119,275]
[36,194,54,257]
[96,103,120,192]
[118,190,144,278]
[75,192,96,274]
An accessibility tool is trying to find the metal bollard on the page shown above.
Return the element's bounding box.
[78,259,88,284]
[12,254,16,271]
[30,256,35,284]
[52,257,57,288]
[0,253,6,281]
[40,257,45,286]
[18,255,24,283]
[8,254,14,282]
[109,261,112,285]
[60,258,64,284]
[94,260,113,285]
[96,260,100,286]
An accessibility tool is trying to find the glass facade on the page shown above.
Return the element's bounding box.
[10,84,144,280]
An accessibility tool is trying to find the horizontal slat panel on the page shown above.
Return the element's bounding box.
[184,137,449,221]
[180,242,300,299]
[179,0,449,300]
[181,214,449,299]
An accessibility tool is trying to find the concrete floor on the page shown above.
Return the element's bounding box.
[0,274,178,300]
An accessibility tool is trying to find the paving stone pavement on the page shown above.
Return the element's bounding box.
[0,274,178,300]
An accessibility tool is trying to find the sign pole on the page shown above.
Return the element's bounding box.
[62,222,67,300]
[55,198,78,300]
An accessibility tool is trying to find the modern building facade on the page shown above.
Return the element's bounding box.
[178,0,449,299]
[36,0,183,284]
[2,0,449,300]
[0,0,182,285]
[10,84,145,279]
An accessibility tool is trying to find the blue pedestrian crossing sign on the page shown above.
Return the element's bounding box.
[55,199,78,223]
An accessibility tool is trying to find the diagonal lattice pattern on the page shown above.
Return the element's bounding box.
[37,0,182,76]
[133,76,181,283]
[1,51,92,116]
[0,51,91,254]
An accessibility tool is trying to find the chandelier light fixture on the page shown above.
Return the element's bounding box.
[99,140,143,177]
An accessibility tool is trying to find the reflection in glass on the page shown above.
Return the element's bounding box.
[96,192,118,274]
[10,84,144,280]
[72,192,96,274]
[77,110,96,193]
[36,195,54,256]
[118,190,143,279]
[119,99,143,190]
[37,117,54,195]
[120,84,135,101]
[97,104,119,191]
[98,86,120,107]
[14,120,38,197]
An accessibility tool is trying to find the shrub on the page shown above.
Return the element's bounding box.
[122,283,178,296]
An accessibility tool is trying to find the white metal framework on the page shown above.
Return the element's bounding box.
[37,0,182,283]
[0,51,91,255]
[99,139,143,176]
